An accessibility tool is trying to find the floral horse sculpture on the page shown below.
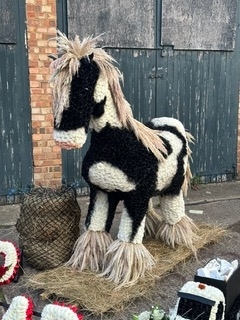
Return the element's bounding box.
[50,31,198,287]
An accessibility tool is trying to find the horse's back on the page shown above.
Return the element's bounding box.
[149,117,187,137]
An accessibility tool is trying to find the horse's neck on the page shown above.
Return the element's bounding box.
[89,74,122,131]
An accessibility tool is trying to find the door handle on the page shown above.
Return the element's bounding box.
[149,73,163,79]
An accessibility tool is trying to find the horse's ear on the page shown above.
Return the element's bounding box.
[80,53,94,65]
[48,54,57,60]
[89,53,94,61]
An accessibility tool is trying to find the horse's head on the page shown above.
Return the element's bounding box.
[49,32,112,150]
[49,32,166,159]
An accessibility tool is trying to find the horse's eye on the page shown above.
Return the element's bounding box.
[85,88,89,91]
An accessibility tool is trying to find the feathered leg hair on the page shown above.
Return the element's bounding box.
[155,191,198,252]
[99,239,155,288]
[65,230,113,272]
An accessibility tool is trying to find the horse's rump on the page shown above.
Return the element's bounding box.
[147,117,193,196]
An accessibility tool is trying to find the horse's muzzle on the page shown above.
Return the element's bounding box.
[55,141,82,149]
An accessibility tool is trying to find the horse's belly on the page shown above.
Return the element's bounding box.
[88,161,136,192]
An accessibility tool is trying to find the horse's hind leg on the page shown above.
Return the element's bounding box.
[66,188,119,272]
[156,190,198,251]
[145,198,163,238]
[100,194,155,287]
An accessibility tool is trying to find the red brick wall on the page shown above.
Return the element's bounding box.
[26,0,62,187]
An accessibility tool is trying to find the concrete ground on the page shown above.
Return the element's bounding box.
[0,180,240,319]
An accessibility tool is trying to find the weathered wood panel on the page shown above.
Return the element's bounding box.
[108,49,157,122]
[162,0,238,50]
[155,49,239,179]
[67,0,155,48]
[0,0,33,199]
[0,0,16,43]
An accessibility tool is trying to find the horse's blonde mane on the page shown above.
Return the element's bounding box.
[50,31,167,160]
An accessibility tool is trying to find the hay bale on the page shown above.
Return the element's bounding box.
[16,187,81,270]
[28,224,226,314]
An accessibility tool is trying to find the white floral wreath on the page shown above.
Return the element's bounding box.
[0,241,83,320]
[41,302,83,320]
[0,240,20,285]
[2,296,33,320]
[2,297,83,320]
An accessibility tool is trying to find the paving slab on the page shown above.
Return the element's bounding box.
[0,204,19,227]
[0,181,239,319]
[0,180,239,226]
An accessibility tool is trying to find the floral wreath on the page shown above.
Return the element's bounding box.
[0,240,83,320]
[0,240,20,285]
[2,297,83,320]
[41,302,83,320]
[2,296,33,320]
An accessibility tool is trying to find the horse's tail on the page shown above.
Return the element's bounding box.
[182,131,194,196]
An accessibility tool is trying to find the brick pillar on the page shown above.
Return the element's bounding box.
[26,0,62,187]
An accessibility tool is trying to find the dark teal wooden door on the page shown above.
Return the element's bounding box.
[0,0,33,202]
[155,48,240,182]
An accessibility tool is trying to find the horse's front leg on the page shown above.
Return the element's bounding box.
[100,193,155,287]
[66,188,119,272]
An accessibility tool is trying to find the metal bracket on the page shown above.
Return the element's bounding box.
[149,73,163,79]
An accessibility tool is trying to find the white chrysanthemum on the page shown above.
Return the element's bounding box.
[173,281,225,320]
[2,296,30,320]
[180,281,225,303]
[53,127,87,147]
[41,304,80,320]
